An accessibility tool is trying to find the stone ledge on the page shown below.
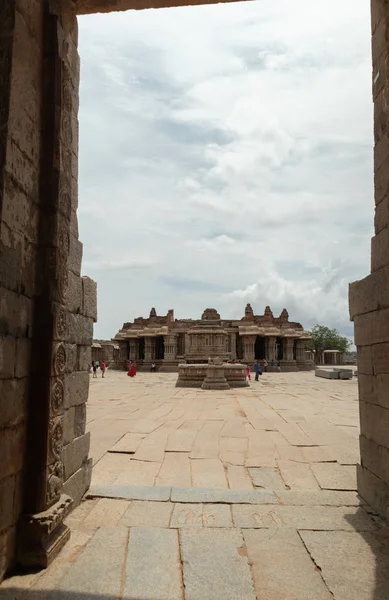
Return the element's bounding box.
[87,484,171,502]
[357,463,389,520]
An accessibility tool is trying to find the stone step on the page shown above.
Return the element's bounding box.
[87,484,277,505]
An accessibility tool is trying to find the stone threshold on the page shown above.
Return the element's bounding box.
[86,485,364,507]
[86,485,278,504]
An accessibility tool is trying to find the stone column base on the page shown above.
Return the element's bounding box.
[17,494,73,569]
[201,364,230,390]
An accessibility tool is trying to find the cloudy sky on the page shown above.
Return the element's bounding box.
[77,0,373,341]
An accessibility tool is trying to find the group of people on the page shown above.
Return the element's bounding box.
[91,360,106,378]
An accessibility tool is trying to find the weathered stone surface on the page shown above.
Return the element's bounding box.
[311,463,357,491]
[82,276,97,322]
[62,459,92,505]
[83,498,129,528]
[63,433,90,480]
[226,465,254,490]
[58,526,128,596]
[357,463,389,519]
[87,484,171,501]
[232,504,377,531]
[278,459,320,490]
[300,530,389,600]
[0,475,16,531]
[65,271,82,314]
[0,336,16,379]
[0,378,27,429]
[360,435,389,483]
[203,504,233,528]
[63,371,89,409]
[349,266,389,319]
[14,337,30,379]
[354,306,389,346]
[249,467,287,490]
[171,503,203,527]
[170,486,277,505]
[315,369,339,379]
[244,529,332,600]
[120,500,173,527]
[180,528,256,600]
[109,432,145,454]
[191,458,228,489]
[68,234,83,276]
[77,345,91,372]
[66,313,93,346]
[156,452,191,487]
[276,490,363,506]
[0,424,25,480]
[360,401,389,448]
[124,528,182,600]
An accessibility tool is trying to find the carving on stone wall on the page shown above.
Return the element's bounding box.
[46,461,64,505]
[50,378,64,415]
[49,417,63,462]
[53,343,67,375]
[55,305,67,339]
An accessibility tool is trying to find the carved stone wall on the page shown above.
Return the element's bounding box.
[349,0,389,520]
[0,0,43,579]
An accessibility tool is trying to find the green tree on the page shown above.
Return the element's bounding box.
[307,324,351,364]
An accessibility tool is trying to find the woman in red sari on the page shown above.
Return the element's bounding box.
[127,360,137,377]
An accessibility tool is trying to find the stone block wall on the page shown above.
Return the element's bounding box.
[349,0,389,520]
[0,1,43,579]
[0,3,96,580]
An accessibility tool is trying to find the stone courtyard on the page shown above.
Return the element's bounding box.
[1,371,389,599]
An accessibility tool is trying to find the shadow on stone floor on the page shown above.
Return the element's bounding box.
[344,508,389,600]
[0,590,153,600]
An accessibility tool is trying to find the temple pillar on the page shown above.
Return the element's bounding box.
[164,334,177,360]
[243,336,255,363]
[284,338,294,361]
[145,337,156,361]
[129,339,138,361]
[266,336,276,361]
[295,340,305,361]
[230,332,237,360]
[184,333,190,355]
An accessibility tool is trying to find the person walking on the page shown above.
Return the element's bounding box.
[151,362,156,372]
[253,360,262,381]
[263,359,268,372]
[245,364,251,382]
[101,360,106,378]
[127,360,137,377]
[92,361,97,378]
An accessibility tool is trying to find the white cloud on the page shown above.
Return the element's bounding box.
[77,0,373,340]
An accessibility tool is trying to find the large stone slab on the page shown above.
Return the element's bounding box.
[232,504,377,531]
[180,528,256,600]
[191,458,228,489]
[249,467,287,491]
[244,529,332,600]
[300,530,389,600]
[87,484,171,501]
[171,503,203,528]
[315,369,339,379]
[108,433,145,454]
[170,486,277,505]
[123,528,182,600]
[120,500,173,527]
[276,490,363,506]
[57,526,128,596]
[278,459,320,490]
[156,452,191,487]
[82,498,129,528]
[310,463,357,490]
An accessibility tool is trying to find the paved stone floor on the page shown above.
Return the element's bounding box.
[2,371,389,599]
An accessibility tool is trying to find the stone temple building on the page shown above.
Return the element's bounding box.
[112,304,314,371]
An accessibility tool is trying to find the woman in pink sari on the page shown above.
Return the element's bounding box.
[245,364,251,381]
[127,360,137,377]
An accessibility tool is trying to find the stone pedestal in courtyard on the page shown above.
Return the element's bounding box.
[201,359,229,390]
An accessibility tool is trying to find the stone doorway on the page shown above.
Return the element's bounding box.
[0,0,388,583]
[254,336,266,360]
